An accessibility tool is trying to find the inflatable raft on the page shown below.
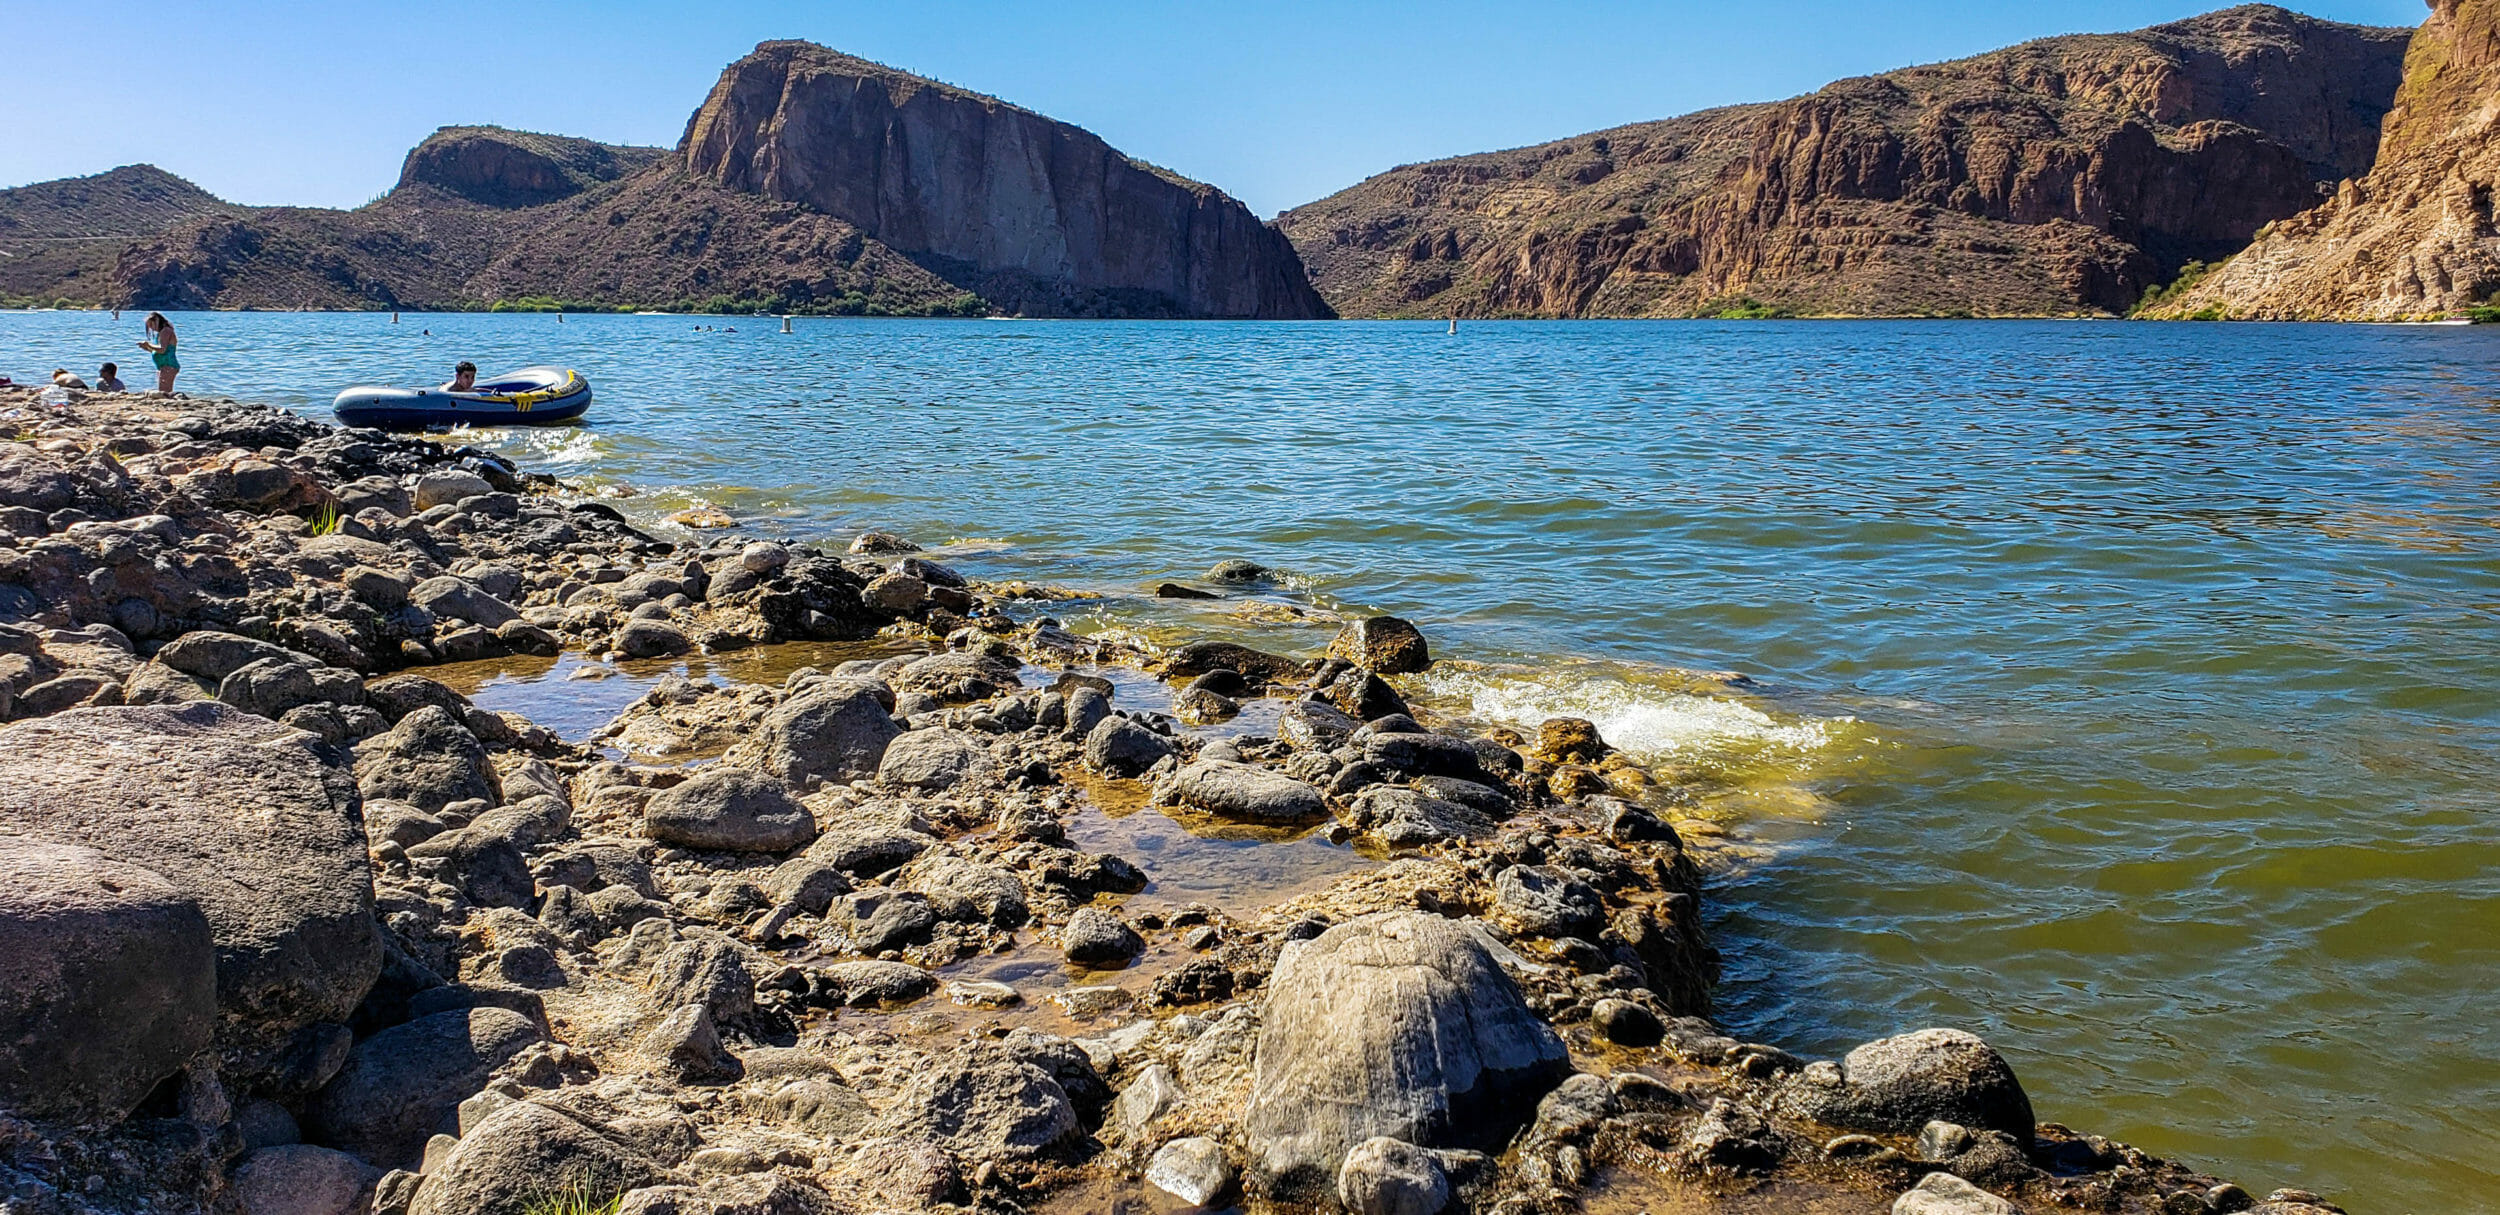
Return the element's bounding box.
[332,366,591,429]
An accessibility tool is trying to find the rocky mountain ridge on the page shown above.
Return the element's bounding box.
[22,44,1326,318]
[2154,0,2500,318]
[0,165,233,307]
[1279,4,2412,318]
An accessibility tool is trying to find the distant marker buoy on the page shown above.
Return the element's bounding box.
[781,315,794,334]
[1448,315,1457,335]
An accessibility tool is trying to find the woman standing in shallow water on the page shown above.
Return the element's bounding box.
[138,313,178,394]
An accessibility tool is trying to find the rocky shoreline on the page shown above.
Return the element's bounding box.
[0,386,2344,1215]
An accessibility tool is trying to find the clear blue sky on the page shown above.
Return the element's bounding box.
[0,0,2427,217]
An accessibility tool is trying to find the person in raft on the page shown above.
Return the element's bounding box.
[444,361,478,393]
[95,363,125,392]
[138,313,178,393]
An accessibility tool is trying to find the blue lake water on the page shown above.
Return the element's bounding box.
[6,310,2496,1211]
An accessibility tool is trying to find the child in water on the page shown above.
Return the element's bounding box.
[94,363,125,392]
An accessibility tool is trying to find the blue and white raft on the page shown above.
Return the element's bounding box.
[331,366,591,429]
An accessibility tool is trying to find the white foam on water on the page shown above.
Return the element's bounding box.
[1415,662,1849,763]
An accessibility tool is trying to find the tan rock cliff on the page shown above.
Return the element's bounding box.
[2158,0,2500,317]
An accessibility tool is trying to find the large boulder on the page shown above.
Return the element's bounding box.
[0,704,380,1065]
[1779,1028,2035,1140]
[1156,760,1326,822]
[354,705,499,813]
[157,631,316,683]
[754,681,901,786]
[408,575,520,629]
[644,767,816,852]
[1083,717,1176,777]
[410,1100,666,1215]
[0,839,216,1122]
[879,1047,1077,1163]
[1245,912,1569,1200]
[305,1007,545,1168]
[876,728,991,792]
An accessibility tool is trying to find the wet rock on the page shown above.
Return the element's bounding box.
[818,960,936,1006]
[1325,667,1411,721]
[755,680,902,786]
[1063,684,1113,741]
[1780,1028,2035,1140]
[877,728,992,792]
[306,1007,545,1168]
[1205,559,1269,583]
[1330,617,1431,674]
[1336,1137,1451,1215]
[1157,760,1326,822]
[412,470,493,511]
[1893,1172,2015,1215]
[1247,911,1570,1199]
[1363,732,1484,780]
[1167,639,1302,681]
[1492,864,1604,939]
[861,572,928,615]
[850,531,920,555]
[1590,998,1665,1047]
[1148,1137,1234,1207]
[1278,699,1362,751]
[229,1143,377,1215]
[410,1100,666,1215]
[0,840,216,1122]
[947,979,1022,1009]
[1347,785,1496,846]
[881,1046,1077,1163]
[617,618,691,658]
[1062,907,1146,968]
[646,1002,742,1083]
[0,704,381,1066]
[1532,718,1609,765]
[1175,684,1241,724]
[355,705,499,813]
[1084,716,1177,777]
[645,767,816,852]
[903,855,1030,927]
[892,651,1020,704]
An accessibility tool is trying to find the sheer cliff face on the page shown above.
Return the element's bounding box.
[681,42,1331,319]
[1281,5,2410,318]
[2164,0,2500,318]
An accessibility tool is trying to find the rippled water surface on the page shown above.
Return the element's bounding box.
[9,311,2498,1211]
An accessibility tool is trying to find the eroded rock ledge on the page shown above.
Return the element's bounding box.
[0,385,2342,1215]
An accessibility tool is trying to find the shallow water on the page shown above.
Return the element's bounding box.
[8,311,2498,1211]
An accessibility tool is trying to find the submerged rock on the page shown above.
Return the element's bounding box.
[1246,911,1569,1200]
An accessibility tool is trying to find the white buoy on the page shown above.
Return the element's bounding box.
[780,315,794,334]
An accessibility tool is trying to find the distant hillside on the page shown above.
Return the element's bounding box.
[53,47,1327,319]
[1279,4,2411,318]
[0,165,232,307]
